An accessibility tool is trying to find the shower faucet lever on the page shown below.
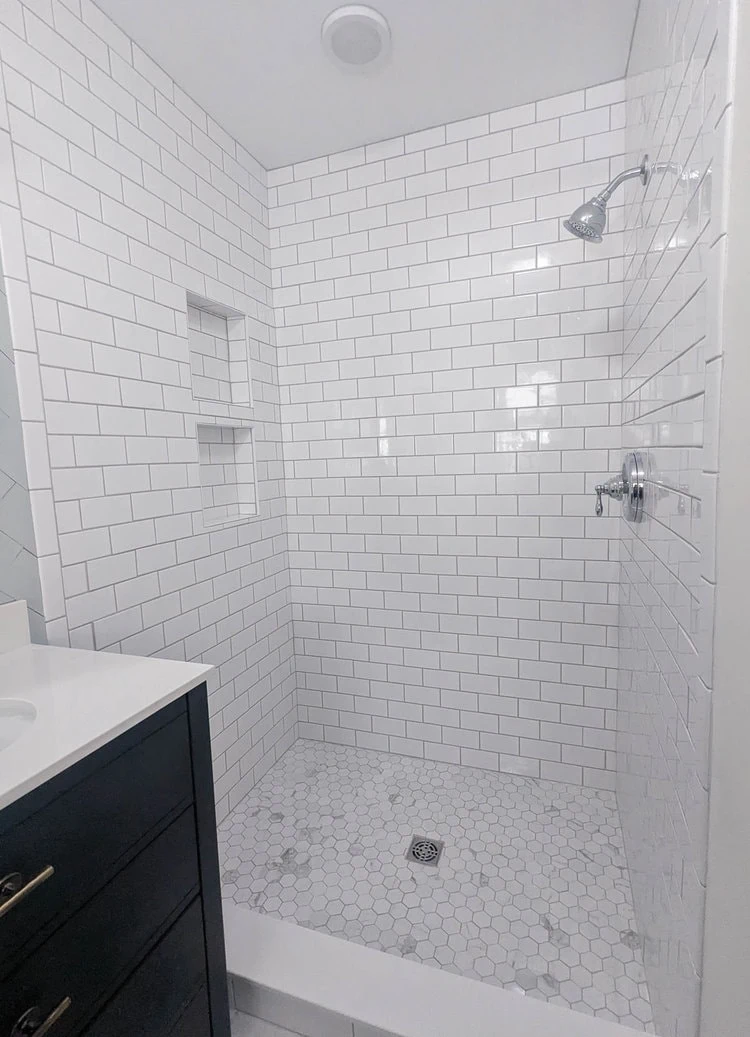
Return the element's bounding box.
[594,452,645,523]
[594,474,626,517]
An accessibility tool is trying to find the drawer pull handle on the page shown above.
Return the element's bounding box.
[0,867,55,919]
[12,998,71,1037]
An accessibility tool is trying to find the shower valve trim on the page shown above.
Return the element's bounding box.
[595,452,646,523]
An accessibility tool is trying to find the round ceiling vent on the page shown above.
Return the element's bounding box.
[321,5,392,72]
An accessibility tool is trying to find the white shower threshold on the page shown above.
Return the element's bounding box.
[224,906,641,1037]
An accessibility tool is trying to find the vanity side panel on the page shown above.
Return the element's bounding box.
[187,682,232,1037]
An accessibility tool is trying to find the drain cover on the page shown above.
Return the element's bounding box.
[406,836,444,867]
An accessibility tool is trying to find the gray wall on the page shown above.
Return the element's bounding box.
[0,254,43,640]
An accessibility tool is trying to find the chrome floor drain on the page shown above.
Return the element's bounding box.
[406,836,444,866]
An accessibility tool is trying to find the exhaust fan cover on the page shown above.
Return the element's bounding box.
[322,5,392,72]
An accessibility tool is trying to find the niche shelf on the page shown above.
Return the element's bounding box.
[187,292,252,407]
[197,423,259,527]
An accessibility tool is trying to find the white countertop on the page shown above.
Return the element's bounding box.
[0,605,211,812]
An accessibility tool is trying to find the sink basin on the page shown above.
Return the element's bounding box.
[0,700,36,751]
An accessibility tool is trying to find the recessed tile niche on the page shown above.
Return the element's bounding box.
[197,424,258,526]
[187,292,252,406]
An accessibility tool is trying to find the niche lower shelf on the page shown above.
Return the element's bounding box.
[197,423,258,527]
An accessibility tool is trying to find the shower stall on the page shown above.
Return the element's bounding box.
[217,70,654,1030]
[0,0,741,1034]
[218,0,728,1024]
[219,0,731,1027]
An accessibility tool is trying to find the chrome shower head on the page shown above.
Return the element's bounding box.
[563,154,650,243]
[564,198,607,242]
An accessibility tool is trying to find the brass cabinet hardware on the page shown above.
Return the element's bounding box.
[0,866,55,919]
[11,997,72,1037]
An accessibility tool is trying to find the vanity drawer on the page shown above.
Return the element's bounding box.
[0,706,192,973]
[82,898,206,1037]
[0,808,199,1037]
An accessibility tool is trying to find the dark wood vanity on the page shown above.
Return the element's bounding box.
[0,683,231,1037]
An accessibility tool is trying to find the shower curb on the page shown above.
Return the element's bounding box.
[223,904,639,1037]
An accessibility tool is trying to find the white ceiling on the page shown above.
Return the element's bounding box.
[94,0,638,169]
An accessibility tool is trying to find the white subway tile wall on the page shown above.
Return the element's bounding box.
[270,84,628,790]
[619,0,734,1034]
[0,0,294,821]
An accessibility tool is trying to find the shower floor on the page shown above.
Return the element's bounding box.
[218,740,654,1032]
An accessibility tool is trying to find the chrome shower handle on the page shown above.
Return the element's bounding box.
[594,474,626,516]
[594,452,645,523]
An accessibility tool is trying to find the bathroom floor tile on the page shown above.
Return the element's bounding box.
[219,740,654,1032]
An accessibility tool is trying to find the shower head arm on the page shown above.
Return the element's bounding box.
[597,155,651,203]
[562,154,651,243]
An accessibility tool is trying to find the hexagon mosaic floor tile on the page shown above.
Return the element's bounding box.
[219,740,654,1032]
